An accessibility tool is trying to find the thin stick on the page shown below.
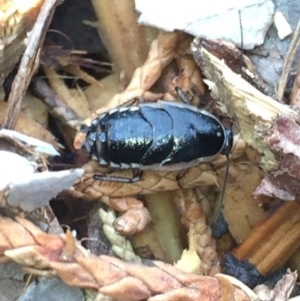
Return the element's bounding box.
[2,0,62,129]
[277,18,300,101]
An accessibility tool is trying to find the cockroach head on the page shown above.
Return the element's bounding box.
[80,121,97,156]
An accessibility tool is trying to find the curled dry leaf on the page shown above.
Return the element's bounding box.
[176,55,206,96]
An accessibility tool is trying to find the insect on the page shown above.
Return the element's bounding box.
[81,99,233,183]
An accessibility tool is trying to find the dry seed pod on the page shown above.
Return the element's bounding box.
[0,212,257,300]
[175,189,220,275]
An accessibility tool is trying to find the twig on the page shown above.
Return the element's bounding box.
[30,77,82,129]
[232,200,300,275]
[146,192,184,262]
[277,18,300,101]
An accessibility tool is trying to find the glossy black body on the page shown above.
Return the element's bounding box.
[82,101,233,171]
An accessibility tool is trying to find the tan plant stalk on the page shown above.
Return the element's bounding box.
[145,192,184,263]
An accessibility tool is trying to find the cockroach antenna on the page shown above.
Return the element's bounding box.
[238,9,245,72]
[213,152,231,224]
[213,10,243,224]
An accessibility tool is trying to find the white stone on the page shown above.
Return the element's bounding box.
[135,0,275,49]
[273,11,292,40]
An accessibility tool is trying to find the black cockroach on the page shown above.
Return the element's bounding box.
[81,99,233,183]
[81,95,233,221]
